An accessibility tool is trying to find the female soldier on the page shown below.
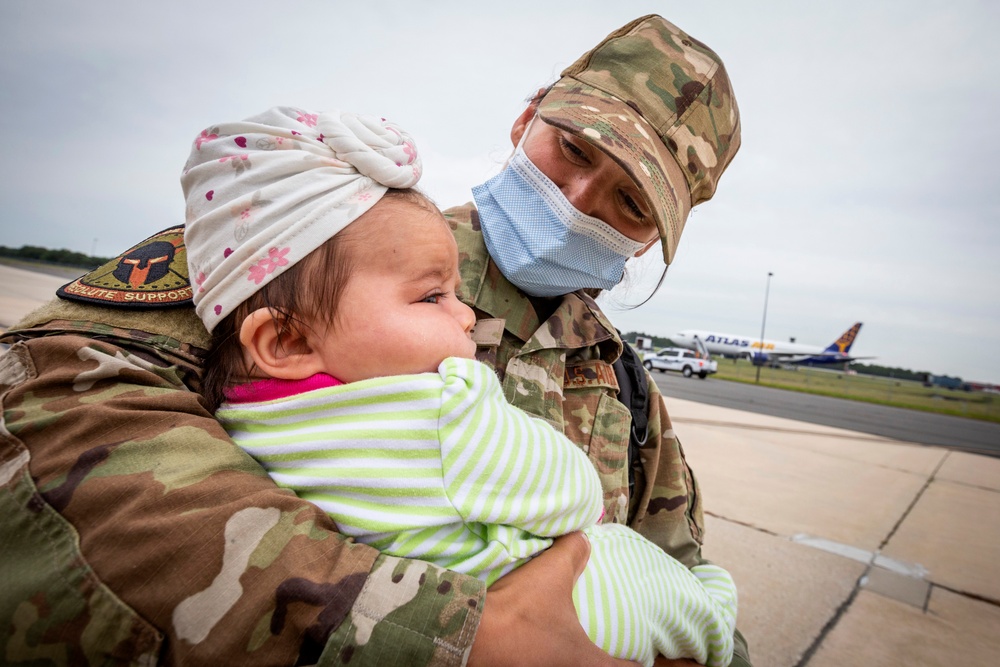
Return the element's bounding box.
[451,14,746,665]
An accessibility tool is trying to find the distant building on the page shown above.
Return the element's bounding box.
[922,374,971,391]
[634,336,655,353]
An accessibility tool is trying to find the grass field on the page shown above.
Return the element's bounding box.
[712,359,1000,424]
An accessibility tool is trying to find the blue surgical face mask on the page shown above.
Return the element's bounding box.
[471,134,648,298]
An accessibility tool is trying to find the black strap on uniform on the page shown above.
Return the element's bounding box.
[612,338,649,495]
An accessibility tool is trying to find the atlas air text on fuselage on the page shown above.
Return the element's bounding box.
[703,335,776,351]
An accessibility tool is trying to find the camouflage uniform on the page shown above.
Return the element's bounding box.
[2,13,748,665]
[0,298,483,666]
[448,204,752,666]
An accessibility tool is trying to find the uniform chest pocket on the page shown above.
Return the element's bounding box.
[562,391,631,524]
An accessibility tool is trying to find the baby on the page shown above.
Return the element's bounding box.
[183,106,737,667]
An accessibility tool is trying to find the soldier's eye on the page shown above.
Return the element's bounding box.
[559,137,589,164]
[620,191,647,222]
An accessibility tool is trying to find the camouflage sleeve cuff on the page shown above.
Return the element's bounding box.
[320,554,486,666]
[730,627,753,667]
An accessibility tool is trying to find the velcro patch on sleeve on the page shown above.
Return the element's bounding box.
[57,226,193,309]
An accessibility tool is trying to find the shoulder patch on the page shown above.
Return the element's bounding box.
[57,226,193,309]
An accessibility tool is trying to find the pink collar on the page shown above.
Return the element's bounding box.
[224,373,344,403]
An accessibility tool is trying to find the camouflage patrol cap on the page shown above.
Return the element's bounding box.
[537,14,741,264]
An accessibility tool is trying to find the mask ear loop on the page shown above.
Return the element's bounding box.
[634,237,660,258]
[508,114,536,165]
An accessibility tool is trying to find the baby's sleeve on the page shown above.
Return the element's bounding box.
[436,357,604,537]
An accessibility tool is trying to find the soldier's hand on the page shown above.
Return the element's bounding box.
[468,531,640,667]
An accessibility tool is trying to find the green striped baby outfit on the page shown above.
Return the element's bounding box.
[218,357,736,666]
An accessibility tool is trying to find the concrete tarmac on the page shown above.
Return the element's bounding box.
[3,263,999,666]
[672,397,1000,667]
[0,262,73,330]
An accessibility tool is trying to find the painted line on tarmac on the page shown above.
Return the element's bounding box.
[791,533,928,577]
[790,533,933,610]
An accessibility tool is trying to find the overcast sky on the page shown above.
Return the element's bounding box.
[2,1,998,383]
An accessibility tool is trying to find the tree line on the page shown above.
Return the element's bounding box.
[0,245,111,270]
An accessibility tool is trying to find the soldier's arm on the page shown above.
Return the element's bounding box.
[632,373,753,667]
[0,333,487,665]
[1,333,634,667]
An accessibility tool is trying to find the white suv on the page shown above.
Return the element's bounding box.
[643,347,718,379]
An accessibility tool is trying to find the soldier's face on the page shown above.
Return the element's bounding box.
[510,112,672,257]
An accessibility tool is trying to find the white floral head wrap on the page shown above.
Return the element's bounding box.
[182,106,422,332]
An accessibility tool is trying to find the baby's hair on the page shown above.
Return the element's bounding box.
[201,188,438,412]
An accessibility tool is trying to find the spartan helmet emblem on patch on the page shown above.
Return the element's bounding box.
[112,240,176,288]
[57,225,195,309]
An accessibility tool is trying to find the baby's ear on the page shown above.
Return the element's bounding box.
[239,308,325,380]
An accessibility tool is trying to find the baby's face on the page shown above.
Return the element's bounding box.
[312,199,477,383]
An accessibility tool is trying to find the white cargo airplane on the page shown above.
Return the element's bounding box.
[671,322,874,366]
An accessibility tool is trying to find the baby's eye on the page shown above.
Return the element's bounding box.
[421,292,443,304]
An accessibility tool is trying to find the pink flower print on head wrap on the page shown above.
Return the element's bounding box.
[182,106,422,333]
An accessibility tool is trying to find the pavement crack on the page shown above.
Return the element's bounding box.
[703,511,781,537]
[877,452,949,551]
[931,582,1000,609]
[793,566,870,667]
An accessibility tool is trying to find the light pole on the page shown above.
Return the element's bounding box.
[755,272,773,384]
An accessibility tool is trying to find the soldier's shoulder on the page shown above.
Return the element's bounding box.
[442,201,477,227]
[3,225,212,354]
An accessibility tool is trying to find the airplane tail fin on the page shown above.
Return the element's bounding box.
[824,323,862,356]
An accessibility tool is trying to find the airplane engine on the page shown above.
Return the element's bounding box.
[750,352,770,366]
